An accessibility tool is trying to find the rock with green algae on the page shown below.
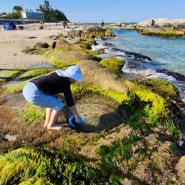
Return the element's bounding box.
[77,60,133,93]
[75,38,96,50]
[137,28,185,38]
[4,68,54,94]
[0,148,111,185]
[83,25,115,38]
[0,69,23,84]
[3,59,182,138]
[100,57,125,75]
[54,39,83,51]
[1,53,184,184]
[48,50,92,68]
[132,78,180,100]
[1,81,184,184]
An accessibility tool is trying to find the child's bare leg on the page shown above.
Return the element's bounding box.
[47,109,62,130]
[44,108,52,128]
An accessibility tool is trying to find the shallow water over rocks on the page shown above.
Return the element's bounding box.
[62,93,127,133]
[0,86,127,137]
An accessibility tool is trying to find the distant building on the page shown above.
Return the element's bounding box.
[21,10,44,19]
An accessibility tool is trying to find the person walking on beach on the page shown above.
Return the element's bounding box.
[62,21,67,28]
[101,20,104,27]
[23,66,82,130]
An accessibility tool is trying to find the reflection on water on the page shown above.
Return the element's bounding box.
[62,93,127,133]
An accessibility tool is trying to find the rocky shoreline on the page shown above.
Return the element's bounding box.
[1,20,185,184]
[110,18,185,38]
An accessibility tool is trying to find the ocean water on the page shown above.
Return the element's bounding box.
[109,30,185,76]
[91,30,185,102]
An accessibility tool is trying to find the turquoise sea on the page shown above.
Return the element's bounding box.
[92,29,185,102]
[110,30,185,76]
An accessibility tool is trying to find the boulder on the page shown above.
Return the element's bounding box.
[55,39,82,51]
[77,60,134,93]
[137,18,185,27]
[67,30,84,38]
[83,25,115,38]
[105,30,115,37]
[49,51,91,64]
[34,42,49,49]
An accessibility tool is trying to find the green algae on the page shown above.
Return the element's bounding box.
[1,70,182,184]
[4,68,55,94]
[0,69,25,84]
[50,54,77,68]
[0,148,110,185]
[18,68,54,80]
[20,104,45,125]
[139,29,185,38]
[71,83,130,104]
[75,38,96,50]
[4,81,27,94]
[3,74,181,140]
[98,134,140,177]
[72,82,180,138]
[97,128,178,184]
[100,58,125,75]
[132,78,180,100]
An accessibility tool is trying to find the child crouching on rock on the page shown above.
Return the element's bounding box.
[23,66,82,130]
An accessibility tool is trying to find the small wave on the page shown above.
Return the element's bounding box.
[94,37,185,103]
[91,43,107,51]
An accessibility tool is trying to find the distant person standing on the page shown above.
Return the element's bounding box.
[62,21,67,28]
[101,20,104,27]
[151,19,155,26]
[172,23,178,29]
[39,20,44,30]
[149,19,155,26]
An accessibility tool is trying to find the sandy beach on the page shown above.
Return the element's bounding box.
[0,23,72,69]
[1,18,184,70]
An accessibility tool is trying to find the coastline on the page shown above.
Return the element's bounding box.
[1,17,184,69]
[1,21,185,103]
[1,21,185,184]
[0,22,79,69]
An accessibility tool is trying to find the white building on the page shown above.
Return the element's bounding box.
[21,10,44,19]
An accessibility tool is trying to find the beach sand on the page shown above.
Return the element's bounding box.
[0,23,71,69]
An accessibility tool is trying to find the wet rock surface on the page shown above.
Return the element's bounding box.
[0,88,127,146]
[1,24,185,184]
[67,93,127,132]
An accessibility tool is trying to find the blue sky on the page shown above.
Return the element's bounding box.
[1,0,185,23]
